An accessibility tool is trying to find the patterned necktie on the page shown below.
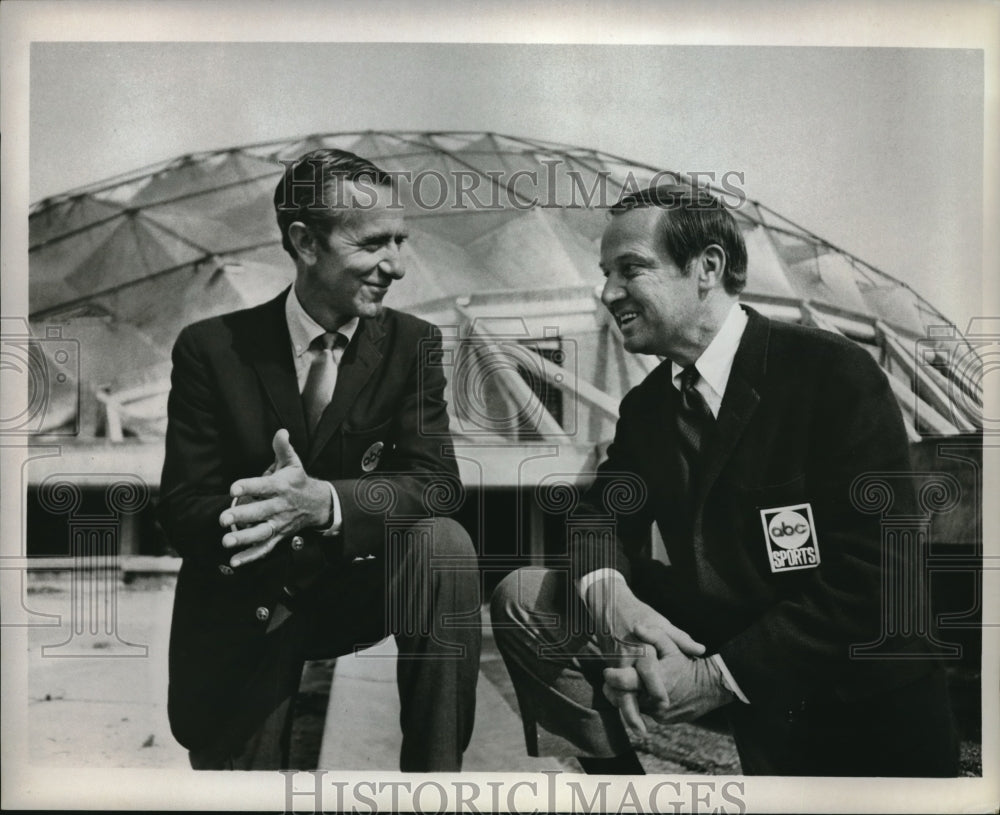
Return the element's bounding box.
[302,332,345,435]
[676,365,715,496]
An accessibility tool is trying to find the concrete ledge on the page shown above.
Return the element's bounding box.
[24,555,181,574]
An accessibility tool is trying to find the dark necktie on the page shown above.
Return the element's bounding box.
[676,365,715,497]
[302,332,346,435]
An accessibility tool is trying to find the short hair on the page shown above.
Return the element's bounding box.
[274,148,391,260]
[610,184,748,295]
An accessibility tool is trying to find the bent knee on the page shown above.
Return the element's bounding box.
[429,516,476,559]
[490,567,552,626]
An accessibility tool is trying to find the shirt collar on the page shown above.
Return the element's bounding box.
[671,302,749,402]
[285,286,360,358]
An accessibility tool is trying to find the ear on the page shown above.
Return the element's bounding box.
[288,222,319,264]
[696,244,727,293]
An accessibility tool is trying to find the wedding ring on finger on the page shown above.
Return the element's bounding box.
[229,495,243,534]
[227,495,278,540]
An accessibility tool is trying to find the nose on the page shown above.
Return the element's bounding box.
[601,274,624,308]
[378,243,405,279]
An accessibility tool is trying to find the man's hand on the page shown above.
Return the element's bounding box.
[583,575,705,736]
[602,652,735,727]
[219,429,334,568]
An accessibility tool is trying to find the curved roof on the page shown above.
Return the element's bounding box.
[27,131,982,450]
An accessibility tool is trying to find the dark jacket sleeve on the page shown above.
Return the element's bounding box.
[718,342,917,705]
[569,386,656,584]
[157,324,234,564]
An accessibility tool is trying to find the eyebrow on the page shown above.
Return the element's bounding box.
[601,250,651,269]
[360,228,409,243]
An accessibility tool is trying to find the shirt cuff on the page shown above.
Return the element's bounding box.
[712,653,750,704]
[320,481,342,536]
[576,568,626,597]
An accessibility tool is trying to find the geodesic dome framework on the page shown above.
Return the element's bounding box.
[26,131,983,473]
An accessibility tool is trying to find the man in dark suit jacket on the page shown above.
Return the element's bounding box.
[491,184,958,776]
[159,149,480,771]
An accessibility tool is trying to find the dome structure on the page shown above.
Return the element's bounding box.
[26,131,982,472]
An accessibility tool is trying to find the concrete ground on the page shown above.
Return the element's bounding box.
[21,569,982,775]
[24,571,187,769]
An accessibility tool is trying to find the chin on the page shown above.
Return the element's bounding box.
[621,335,647,355]
[356,301,384,318]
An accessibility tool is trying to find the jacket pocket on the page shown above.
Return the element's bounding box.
[733,474,807,510]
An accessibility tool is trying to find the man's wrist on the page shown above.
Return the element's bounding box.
[577,568,625,595]
[702,655,739,705]
[318,480,342,536]
[710,654,749,704]
[581,571,633,627]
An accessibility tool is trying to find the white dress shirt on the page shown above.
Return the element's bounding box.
[284,287,360,536]
[579,302,751,703]
[669,302,748,421]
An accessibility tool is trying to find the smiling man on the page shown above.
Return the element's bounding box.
[491,184,958,776]
[159,149,480,771]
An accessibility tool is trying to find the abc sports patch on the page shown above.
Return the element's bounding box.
[760,502,820,573]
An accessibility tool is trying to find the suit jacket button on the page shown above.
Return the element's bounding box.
[255,606,270,622]
[291,536,304,551]
[218,564,234,576]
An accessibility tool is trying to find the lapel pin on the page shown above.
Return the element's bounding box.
[361,441,384,472]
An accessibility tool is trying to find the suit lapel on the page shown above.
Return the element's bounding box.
[307,315,385,467]
[697,307,769,505]
[247,289,309,453]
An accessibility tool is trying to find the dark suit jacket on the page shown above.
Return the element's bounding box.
[158,289,458,749]
[571,306,933,710]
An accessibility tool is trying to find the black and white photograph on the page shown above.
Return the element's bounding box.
[1,1,997,812]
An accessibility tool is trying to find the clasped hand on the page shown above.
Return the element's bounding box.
[585,577,734,735]
[602,648,735,728]
[219,429,333,568]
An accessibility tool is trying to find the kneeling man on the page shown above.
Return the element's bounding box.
[160,149,480,771]
[491,184,958,776]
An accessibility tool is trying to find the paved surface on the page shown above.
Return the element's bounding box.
[20,571,714,773]
[20,569,982,776]
[317,632,570,772]
[25,573,188,769]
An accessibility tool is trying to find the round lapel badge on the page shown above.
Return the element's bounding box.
[361,441,384,472]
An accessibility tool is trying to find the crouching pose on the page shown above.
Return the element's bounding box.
[160,149,480,771]
[492,184,958,776]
